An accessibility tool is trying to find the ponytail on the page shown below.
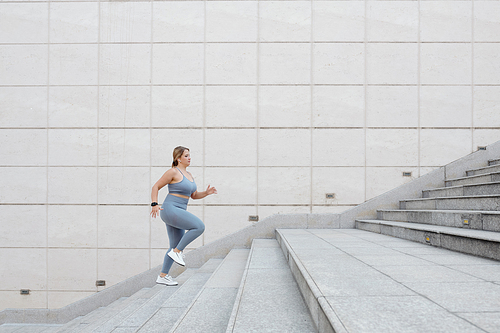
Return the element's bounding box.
[172,146,189,168]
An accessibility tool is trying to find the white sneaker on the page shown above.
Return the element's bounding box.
[156,275,178,286]
[168,249,185,266]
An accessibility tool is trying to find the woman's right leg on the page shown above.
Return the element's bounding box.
[161,224,184,275]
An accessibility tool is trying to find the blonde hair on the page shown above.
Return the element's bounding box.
[172,146,189,168]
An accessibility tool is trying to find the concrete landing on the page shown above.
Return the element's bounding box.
[277,228,500,333]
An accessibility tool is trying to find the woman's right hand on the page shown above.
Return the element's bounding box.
[150,205,163,218]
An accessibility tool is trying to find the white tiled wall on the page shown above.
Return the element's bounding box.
[1,0,499,311]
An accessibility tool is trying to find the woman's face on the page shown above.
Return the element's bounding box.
[178,150,191,166]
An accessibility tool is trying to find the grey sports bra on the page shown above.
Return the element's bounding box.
[168,168,197,197]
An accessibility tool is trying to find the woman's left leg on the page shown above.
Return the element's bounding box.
[161,224,184,275]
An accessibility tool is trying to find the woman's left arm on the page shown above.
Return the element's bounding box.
[191,185,217,200]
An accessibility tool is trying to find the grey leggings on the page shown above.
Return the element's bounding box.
[160,194,205,274]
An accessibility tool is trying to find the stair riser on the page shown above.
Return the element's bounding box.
[400,197,500,211]
[467,164,500,176]
[445,173,500,187]
[378,211,500,232]
[423,183,500,198]
[377,211,485,230]
[356,221,500,261]
[489,159,500,166]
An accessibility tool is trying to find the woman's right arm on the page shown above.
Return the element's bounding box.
[151,169,175,218]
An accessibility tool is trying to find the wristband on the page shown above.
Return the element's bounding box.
[151,202,158,206]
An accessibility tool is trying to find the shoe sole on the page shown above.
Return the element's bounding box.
[168,251,186,266]
[156,281,178,286]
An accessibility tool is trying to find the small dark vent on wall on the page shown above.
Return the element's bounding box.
[248,215,259,222]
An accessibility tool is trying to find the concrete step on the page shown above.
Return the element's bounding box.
[356,219,500,260]
[377,209,500,232]
[226,239,316,333]
[400,194,500,211]
[136,258,223,333]
[54,287,161,333]
[0,324,62,332]
[169,249,250,333]
[489,158,500,166]
[445,171,500,187]
[423,182,500,198]
[467,164,500,177]
[277,228,500,333]
[54,287,156,332]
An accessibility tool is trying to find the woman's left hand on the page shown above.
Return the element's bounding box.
[206,185,217,195]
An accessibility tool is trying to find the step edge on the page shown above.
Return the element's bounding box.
[446,171,500,182]
[423,181,500,193]
[378,209,500,215]
[225,241,257,333]
[401,194,500,202]
[276,230,347,333]
[356,219,500,242]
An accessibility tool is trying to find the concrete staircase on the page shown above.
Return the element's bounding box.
[357,158,500,261]
[0,242,315,333]
[2,146,500,332]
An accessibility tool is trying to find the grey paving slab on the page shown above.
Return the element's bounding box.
[413,254,500,265]
[456,312,500,332]
[404,281,500,312]
[325,296,484,333]
[449,264,500,282]
[109,328,136,333]
[352,254,435,266]
[395,245,462,255]
[338,246,403,255]
[373,265,483,283]
[0,325,62,333]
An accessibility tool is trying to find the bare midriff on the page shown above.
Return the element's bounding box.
[169,193,190,199]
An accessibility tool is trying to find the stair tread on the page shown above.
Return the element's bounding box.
[227,239,316,333]
[424,181,500,192]
[278,229,495,333]
[357,219,500,242]
[401,194,500,202]
[468,164,500,173]
[446,171,500,182]
[169,249,250,333]
[378,209,500,215]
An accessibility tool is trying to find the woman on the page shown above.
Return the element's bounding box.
[150,146,217,286]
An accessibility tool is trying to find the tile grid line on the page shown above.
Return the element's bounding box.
[310,0,314,214]
[202,0,207,246]
[96,0,101,292]
[471,0,475,153]
[256,0,260,219]
[363,0,367,202]
[149,0,154,269]
[417,0,421,177]
[45,0,51,308]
